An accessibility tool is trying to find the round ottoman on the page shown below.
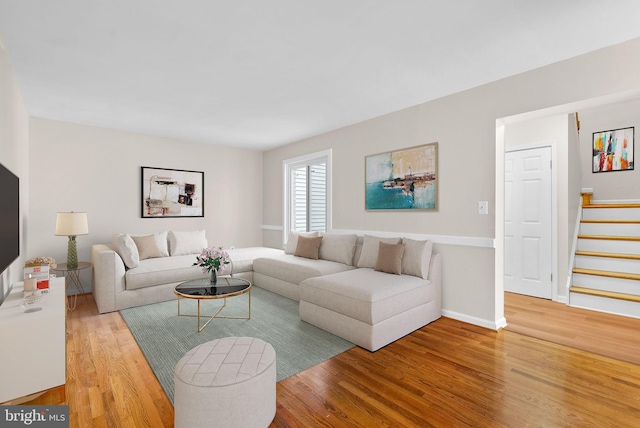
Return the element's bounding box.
[174,337,276,428]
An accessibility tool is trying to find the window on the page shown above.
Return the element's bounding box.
[283,149,332,244]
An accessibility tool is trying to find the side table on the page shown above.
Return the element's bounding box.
[54,261,92,311]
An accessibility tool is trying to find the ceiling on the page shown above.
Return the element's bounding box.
[1,1,640,151]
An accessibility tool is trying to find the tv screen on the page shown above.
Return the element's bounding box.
[0,162,19,277]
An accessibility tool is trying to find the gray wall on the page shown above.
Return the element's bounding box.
[0,35,29,295]
[262,37,640,328]
[27,118,265,292]
[579,98,640,201]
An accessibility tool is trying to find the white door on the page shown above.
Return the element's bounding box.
[504,146,553,299]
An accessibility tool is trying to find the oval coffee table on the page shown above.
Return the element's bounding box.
[174,277,251,332]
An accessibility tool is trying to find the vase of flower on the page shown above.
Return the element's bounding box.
[193,246,231,286]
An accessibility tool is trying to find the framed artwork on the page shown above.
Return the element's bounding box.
[592,127,634,173]
[365,142,438,210]
[141,166,204,218]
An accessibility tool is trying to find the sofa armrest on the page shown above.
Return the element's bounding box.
[91,244,126,313]
[428,253,442,311]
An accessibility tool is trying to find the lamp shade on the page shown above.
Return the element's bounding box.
[55,212,89,236]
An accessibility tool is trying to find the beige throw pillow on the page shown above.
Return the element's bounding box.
[284,231,320,254]
[130,231,169,257]
[357,235,403,269]
[375,242,405,275]
[402,238,433,279]
[294,235,323,260]
[131,234,163,260]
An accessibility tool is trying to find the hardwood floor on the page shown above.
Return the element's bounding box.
[504,291,640,366]
[28,293,640,427]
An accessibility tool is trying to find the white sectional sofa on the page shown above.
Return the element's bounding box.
[91,230,441,351]
[91,230,282,314]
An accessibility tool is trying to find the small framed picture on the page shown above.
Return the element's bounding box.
[592,127,634,173]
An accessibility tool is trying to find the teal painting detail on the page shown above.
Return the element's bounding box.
[365,143,438,210]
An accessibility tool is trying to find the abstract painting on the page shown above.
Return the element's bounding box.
[365,143,438,210]
[141,167,204,218]
[592,127,634,173]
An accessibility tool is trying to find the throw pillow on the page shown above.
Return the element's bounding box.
[318,233,358,265]
[169,230,207,256]
[111,234,140,269]
[131,234,163,260]
[402,237,433,279]
[294,235,323,260]
[357,235,403,269]
[375,242,405,275]
[284,231,320,254]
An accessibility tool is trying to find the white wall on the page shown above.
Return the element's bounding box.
[0,32,29,296]
[28,118,264,292]
[579,99,640,201]
[263,37,640,328]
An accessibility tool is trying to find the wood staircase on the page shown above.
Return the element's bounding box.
[569,192,640,318]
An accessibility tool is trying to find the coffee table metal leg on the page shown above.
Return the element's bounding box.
[197,300,227,332]
[176,289,252,332]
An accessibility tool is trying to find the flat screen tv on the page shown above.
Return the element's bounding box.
[0,161,19,304]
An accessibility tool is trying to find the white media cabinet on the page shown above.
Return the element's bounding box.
[0,276,66,403]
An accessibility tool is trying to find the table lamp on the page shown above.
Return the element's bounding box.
[55,212,89,269]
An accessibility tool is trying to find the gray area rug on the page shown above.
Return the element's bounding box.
[120,286,354,403]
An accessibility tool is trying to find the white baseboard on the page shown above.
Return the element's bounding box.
[442,309,506,331]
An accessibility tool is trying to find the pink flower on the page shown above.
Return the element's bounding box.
[193,246,231,274]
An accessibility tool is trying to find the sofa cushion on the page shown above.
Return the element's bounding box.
[169,230,207,256]
[375,242,405,275]
[357,235,402,269]
[225,247,285,274]
[319,233,358,266]
[111,234,140,269]
[253,255,355,286]
[402,238,433,279]
[284,231,320,254]
[125,255,205,290]
[300,268,433,325]
[131,234,163,260]
[294,235,323,260]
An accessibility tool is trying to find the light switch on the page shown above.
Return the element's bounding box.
[478,201,488,215]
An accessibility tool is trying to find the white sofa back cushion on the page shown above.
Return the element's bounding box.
[357,235,402,269]
[401,238,433,279]
[169,230,207,256]
[111,234,140,269]
[318,233,358,266]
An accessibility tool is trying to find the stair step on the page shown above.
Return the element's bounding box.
[570,286,640,303]
[577,238,640,254]
[581,219,640,224]
[584,203,640,209]
[575,250,640,260]
[579,223,640,237]
[582,207,640,221]
[578,234,640,242]
[572,267,640,281]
